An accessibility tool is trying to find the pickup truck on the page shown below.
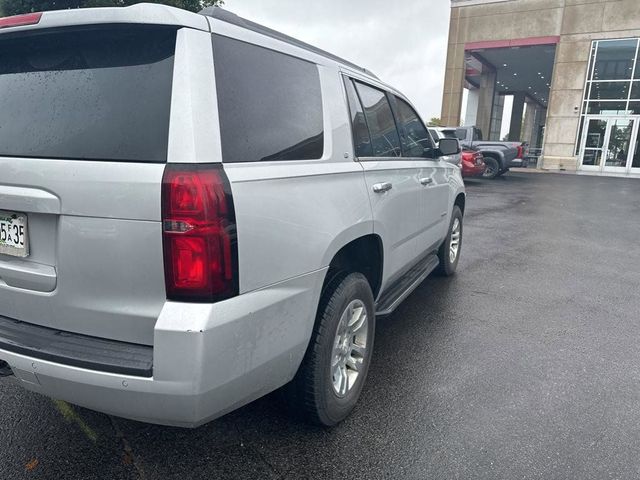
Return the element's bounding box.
[440,126,526,179]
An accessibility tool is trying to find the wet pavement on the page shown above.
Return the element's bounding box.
[2,172,640,479]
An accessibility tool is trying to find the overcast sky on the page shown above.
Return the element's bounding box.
[223,0,451,121]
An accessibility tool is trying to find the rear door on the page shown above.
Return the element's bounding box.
[392,96,450,254]
[343,77,421,288]
[0,25,179,345]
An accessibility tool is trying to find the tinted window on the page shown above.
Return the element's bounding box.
[213,35,324,163]
[343,77,373,157]
[0,27,176,162]
[440,130,458,139]
[393,97,434,158]
[354,82,401,157]
[455,129,467,141]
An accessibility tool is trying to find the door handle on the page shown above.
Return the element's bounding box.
[420,177,433,186]
[372,182,392,193]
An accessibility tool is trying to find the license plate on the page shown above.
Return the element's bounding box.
[0,210,29,258]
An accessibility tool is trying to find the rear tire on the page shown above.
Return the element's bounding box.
[436,206,463,276]
[286,272,375,426]
[482,157,500,179]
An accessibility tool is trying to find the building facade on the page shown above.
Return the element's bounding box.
[443,0,640,174]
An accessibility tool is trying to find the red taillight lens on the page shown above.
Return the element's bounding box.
[162,164,238,302]
[0,12,42,29]
[461,150,474,163]
[516,145,524,159]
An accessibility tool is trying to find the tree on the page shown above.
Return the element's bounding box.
[427,117,442,127]
[0,0,222,16]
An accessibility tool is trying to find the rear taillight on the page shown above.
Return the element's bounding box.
[161,164,238,302]
[516,145,524,159]
[461,150,475,163]
[0,12,42,29]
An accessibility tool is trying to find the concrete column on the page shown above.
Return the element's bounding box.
[464,88,479,126]
[508,92,526,142]
[532,106,546,148]
[476,69,496,139]
[489,95,505,140]
[521,99,536,144]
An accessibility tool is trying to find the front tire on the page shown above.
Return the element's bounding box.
[436,206,463,276]
[286,272,375,426]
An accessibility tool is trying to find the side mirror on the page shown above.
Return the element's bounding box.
[437,138,460,157]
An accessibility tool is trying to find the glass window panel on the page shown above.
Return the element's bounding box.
[628,101,640,114]
[213,35,324,163]
[0,27,176,163]
[604,119,634,167]
[393,96,434,158]
[588,81,631,100]
[342,77,373,157]
[584,119,607,148]
[586,101,628,115]
[582,149,602,166]
[631,81,640,100]
[593,39,637,81]
[632,127,640,168]
[354,82,401,158]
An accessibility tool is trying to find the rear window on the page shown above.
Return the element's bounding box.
[440,130,458,139]
[213,35,324,163]
[0,27,176,163]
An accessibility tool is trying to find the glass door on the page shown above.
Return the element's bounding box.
[580,116,640,173]
[602,118,635,173]
[580,117,608,171]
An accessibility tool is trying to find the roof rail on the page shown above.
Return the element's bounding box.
[199,6,378,79]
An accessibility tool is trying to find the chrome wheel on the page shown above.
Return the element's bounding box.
[331,299,369,397]
[449,217,461,263]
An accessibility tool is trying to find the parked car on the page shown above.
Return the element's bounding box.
[429,128,462,166]
[460,150,486,178]
[0,5,465,427]
[448,126,527,179]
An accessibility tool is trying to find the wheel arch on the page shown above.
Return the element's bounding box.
[322,233,384,300]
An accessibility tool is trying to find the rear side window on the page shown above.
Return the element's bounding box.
[343,77,373,157]
[0,27,176,162]
[393,96,434,158]
[354,81,401,158]
[455,128,467,141]
[213,35,324,163]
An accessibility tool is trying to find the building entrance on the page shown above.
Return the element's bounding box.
[580,116,640,174]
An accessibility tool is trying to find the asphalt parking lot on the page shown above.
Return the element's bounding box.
[2,172,640,479]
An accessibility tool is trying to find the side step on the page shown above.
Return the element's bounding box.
[375,254,440,317]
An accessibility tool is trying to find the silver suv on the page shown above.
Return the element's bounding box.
[0,4,465,427]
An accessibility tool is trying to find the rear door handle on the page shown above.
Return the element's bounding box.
[372,182,392,193]
[420,177,433,186]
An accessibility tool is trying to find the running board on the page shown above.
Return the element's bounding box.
[375,254,440,317]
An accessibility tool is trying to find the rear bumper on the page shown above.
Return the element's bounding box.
[462,163,486,177]
[0,268,325,427]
